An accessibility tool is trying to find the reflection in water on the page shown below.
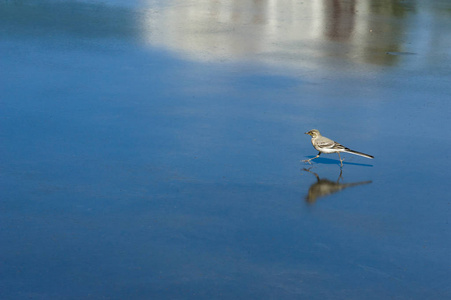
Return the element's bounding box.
[323,0,356,41]
[0,1,138,40]
[142,0,434,68]
[302,168,371,204]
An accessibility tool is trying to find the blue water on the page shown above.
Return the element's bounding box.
[1,1,450,299]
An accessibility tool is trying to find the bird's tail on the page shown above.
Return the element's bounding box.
[344,148,374,159]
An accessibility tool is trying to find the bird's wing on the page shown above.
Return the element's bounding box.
[316,137,346,150]
[330,142,347,150]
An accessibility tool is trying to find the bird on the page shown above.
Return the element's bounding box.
[302,129,374,167]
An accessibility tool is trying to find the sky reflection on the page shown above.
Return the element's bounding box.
[142,0,451,70]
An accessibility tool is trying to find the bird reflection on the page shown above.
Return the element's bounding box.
[302,168,372,204]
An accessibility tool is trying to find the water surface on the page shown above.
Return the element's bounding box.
[1,0,450,299]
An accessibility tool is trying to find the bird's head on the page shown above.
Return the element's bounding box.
[305,129,320,138]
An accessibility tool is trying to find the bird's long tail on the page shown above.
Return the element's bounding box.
[344,148,374,159]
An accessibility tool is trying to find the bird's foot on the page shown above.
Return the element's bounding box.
[301,159,312,164]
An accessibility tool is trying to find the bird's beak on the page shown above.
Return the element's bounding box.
[304,132,309,135]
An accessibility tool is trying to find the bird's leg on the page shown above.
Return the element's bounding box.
[337,169,343,182]
[302,168,320,181]
[337,152,344,167]
[302,152,321,164]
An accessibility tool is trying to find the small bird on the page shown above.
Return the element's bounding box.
[302,129,374,167]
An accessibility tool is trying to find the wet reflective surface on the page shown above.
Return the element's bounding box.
[1,0,451,299]
[302,168,372,204]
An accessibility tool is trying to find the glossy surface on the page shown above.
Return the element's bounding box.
[1,0,450,299]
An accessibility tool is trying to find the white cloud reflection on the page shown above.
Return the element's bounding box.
[141,0,451,71]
